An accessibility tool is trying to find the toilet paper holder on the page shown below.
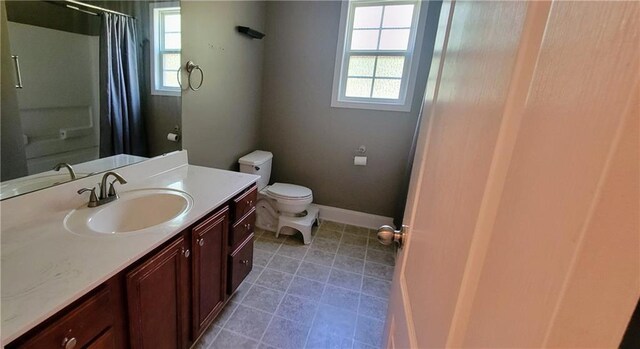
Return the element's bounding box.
[354,145,367,166]
[167,125,181,142]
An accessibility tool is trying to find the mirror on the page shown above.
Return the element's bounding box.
[0,0,182,200]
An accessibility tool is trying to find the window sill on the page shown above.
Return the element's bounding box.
[151,89,181,97]
[331,99,412,112]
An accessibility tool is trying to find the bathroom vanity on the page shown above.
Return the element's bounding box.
[1,151,259,348]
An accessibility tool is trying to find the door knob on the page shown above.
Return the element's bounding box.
[377,225,407,248]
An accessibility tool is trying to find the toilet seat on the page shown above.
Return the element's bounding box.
[266,183,312,200]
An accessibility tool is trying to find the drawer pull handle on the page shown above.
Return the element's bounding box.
[240,260,250,265]
[198,238,205,246]
[62,336,77,349]
[245,223,251,230]
[247,199,253,206]
[183,248,190,258]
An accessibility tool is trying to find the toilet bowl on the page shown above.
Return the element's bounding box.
[265,183,313,215]
[238,150,317,244]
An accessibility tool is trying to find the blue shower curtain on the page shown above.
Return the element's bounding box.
[100,13,147,157]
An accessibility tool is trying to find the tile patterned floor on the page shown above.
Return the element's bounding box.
[194,220,396,349]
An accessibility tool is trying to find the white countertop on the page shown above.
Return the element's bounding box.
[0,151,259,345]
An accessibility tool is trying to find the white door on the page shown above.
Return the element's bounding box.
[383,1,639,348]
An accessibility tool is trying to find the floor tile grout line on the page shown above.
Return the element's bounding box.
[213,323,271,347]
[229,299,323,327]
[302,232,343,349]
[258,244,397,274]
[257,233,310,348]
[256,238,393,299]
[206,222,386,349]
[247,269,381,305]
[353,226,374,345]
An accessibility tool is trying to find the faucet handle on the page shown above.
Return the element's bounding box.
[77,187,98,207]
[108,179,119,197]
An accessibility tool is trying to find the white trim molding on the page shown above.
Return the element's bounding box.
[316,204,395,230]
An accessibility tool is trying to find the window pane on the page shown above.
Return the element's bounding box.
[348,56,375,77]
[164,13,180,32]
[382,5,414,28]
[378,29,410,50]
[163,53,181,70]
[372,79,401,99]
[375,56,405,78]
[353,6,383,29]
[351,30,379,50]
[164,33,181,50]
[163,70,179,88]
[345,78,372,98]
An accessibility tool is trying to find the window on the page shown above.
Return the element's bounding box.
[150,2,181,96]
[331,0,426,112]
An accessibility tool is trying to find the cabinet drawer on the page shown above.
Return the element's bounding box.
[233,185,257,222]
[14,288,113,349]
[230,208,255,249]
[228,236,254,294]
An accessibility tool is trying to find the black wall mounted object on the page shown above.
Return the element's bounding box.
[236,26,265,39]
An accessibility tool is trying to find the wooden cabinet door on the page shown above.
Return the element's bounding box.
[192,206,229,338]
[126,237,190,349]
[86,328,116,349]
[228,236,254,294]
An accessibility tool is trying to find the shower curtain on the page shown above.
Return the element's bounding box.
[99,13,147,157]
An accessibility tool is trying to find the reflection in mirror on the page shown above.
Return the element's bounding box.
[0,0,182,200]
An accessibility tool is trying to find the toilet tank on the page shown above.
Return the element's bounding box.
[238,150,273,191]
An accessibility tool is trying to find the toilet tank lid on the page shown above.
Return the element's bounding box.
[239,150,273,166]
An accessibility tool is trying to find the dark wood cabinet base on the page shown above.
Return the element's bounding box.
[7,184,257,349]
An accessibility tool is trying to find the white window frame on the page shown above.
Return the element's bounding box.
[150,2,181,97]
[331,0,428,112]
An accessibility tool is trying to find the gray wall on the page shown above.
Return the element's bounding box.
[181,1,266,170]
[1,1,28,181]
[259,1,439,217]
[147,95,181,156]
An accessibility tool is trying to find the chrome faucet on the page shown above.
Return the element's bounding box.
[99,171,127,201]
[53,163,77,180]
[77,171,127,207]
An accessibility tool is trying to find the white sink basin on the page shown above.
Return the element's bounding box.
[65,188,193,235]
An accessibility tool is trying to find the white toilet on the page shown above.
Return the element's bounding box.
[239,150,318,244]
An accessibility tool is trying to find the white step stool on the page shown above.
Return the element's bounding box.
[275,204,319,244]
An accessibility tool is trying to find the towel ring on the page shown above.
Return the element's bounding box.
[185,61,204,91]
[176,66,184,90]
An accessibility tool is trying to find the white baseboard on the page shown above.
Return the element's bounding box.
[315,204,395,230]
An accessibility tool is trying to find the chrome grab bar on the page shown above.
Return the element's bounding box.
[11,55,23,89]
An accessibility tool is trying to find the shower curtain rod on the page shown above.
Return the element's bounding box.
[49,0,134,19]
